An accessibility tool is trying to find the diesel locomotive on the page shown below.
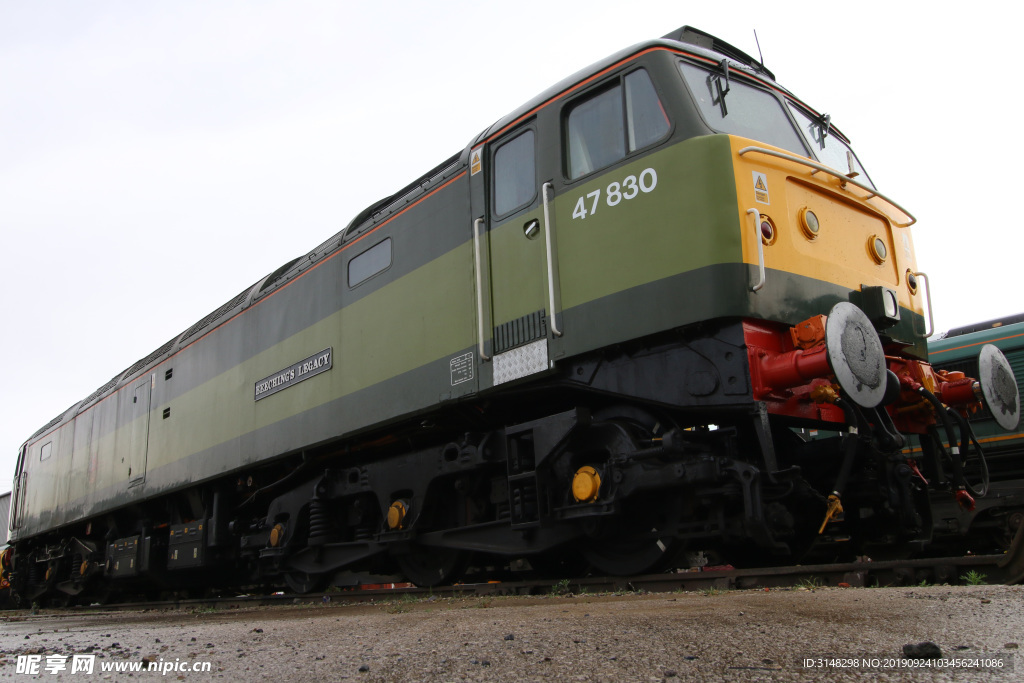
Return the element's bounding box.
[4,25,1019,602]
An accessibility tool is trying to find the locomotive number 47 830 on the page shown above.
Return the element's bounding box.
[571,167,658,221]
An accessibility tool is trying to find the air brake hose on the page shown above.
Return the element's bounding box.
[819,398,866,533]
[831,398,867,498]
[947,408,990,498]
[918,386,977,509]
[870,405,905,451]
[917,387,968,490]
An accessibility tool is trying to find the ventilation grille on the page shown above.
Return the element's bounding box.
[343,154,462,241]
[121,337,176,383]
[80,376,120,409]
[494,310,547,355]
[179,286,252,343]
[29,413,66,441]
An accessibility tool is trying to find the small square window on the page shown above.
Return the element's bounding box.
[40,442,52,461]
[493,130,536,216]
[567,85,624,179]
[348,238,392,287]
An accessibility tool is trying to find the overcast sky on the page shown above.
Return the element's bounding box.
[1,1,1018,491]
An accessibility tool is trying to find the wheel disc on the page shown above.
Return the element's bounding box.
[284,571,329,595]
[581,495,685,576]
[396,547,470,587]
[582,534,681,576]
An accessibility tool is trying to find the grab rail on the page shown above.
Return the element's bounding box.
[541,182,563,337]
[738,146,916,228]
[748,208,766,292]
[472,218,490,361]
[911,271,934,338]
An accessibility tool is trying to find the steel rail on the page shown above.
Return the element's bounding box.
[7,552,1018,613]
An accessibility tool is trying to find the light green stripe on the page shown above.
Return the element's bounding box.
[145,242,475,471]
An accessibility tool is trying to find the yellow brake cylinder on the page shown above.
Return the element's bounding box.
[572,466,602,503]
[387,500,408,530]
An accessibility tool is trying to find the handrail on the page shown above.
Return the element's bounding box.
[748,208,765,292]
[472,218,490,361]
[10,471,26,532]
[911,271,934,339]
[737,146,916,228]
[541,182,563,337]
[471,219,491,360]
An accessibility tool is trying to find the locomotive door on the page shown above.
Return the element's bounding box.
[128,376,151,486]
[471,123,562,387]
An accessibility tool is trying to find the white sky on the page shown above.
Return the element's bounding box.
[1,1,1019,491]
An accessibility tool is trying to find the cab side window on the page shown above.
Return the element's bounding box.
[493,130,536,216]
[348,238,392,287]
[566,68,669,179]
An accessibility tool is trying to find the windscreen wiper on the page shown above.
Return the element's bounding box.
[816,113,831,144]
[712,58,730,117]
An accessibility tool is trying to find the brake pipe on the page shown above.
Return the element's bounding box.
[947,408,990,498]
[819,398,867,534]
[916,386,975,511]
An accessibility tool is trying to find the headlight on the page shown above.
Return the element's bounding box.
[883,289,898,319]
[859,285,901,330]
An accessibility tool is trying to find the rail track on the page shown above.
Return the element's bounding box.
[3,542,1021,616]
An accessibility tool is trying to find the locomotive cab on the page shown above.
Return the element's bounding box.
[464,24,1015,571]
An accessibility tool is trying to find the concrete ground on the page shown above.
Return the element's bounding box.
[0,584,1020,681]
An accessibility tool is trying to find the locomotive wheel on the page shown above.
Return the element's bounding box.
[91,584,115,605]
[284,571,329,595]
[583,534,681,576]
[581,496,685,576]
[53,592,76,608]
[396,547,470,587]
[528,551,590,579]
[571,411,685,576]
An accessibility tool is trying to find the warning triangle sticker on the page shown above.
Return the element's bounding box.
[752,171,771,205]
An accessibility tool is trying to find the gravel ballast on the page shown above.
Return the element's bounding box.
[1,584,1020,681]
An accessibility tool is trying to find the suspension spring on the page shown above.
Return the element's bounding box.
[308,499,333,543]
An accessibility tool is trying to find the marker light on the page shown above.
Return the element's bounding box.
[868,235,888,264]
[799,207,819,240]
[906,270,918,294]
[760,216,777,245]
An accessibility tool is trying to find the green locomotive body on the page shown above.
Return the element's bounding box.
[6,27,1011,600]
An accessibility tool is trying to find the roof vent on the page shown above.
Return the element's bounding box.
[662,25,774,81]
